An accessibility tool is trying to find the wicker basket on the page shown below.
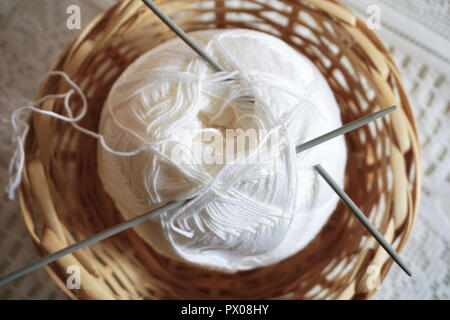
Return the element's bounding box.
[19,0,420,300]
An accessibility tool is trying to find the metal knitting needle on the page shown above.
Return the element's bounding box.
[141,0,411,276]
[0,106,397,287]
[142,0,224,72]
[0,200,188,287]
[314,164,412,276]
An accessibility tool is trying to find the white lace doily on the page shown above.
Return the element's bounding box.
[0,0,448,299]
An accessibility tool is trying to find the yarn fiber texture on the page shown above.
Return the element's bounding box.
[97,29,347,272]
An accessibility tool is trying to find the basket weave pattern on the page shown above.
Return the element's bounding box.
[19,0,420,299]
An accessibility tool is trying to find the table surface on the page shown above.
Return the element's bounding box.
[0,0,448,300]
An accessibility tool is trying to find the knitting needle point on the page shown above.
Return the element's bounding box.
[314,164,412,277]
[296,105,396,153]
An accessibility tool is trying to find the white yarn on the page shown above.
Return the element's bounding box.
[4,71,172,200]
[98,29,347,272]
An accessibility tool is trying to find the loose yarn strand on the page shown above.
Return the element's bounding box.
[5,71,184,200]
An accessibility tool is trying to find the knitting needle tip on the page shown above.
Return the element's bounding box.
[296,105,397,154]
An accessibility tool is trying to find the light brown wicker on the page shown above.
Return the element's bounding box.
[18,0,421,300]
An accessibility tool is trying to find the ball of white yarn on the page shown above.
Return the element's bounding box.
[97,29,347,272]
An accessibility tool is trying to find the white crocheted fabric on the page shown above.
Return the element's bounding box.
[0,0,448,299]
[343,0,450,299]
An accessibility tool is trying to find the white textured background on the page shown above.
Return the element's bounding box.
[0,0,448,299]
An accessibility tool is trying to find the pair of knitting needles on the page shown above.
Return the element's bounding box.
[0,1,410,288]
